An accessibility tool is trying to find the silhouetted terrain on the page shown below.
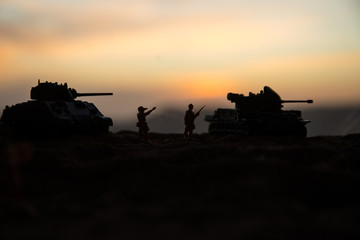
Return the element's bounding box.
[1,129,360,239]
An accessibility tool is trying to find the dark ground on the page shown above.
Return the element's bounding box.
[1,130,360,239]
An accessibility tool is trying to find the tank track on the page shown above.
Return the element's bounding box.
[208,121,249,135]
[208,120,307,137]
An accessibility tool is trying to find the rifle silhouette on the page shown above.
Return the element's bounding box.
[195,105,206,116]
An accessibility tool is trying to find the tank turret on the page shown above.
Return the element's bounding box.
[1,80,113,134]
[227,86,312,112]
[30,80,113,101]
[205,86,313,137]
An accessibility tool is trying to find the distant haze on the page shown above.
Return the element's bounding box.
[110,105,360,137]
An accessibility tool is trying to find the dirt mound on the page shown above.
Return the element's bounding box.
[1,132,360,239]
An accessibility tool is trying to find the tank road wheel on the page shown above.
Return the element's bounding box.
[297,125,307,137]
[208,122,228,136]
[236,121,250,136]
[217,122,226,136]
[95,125,109,133]
[209,123,222,135]
[241,124,250,136]
[208,123,216,135]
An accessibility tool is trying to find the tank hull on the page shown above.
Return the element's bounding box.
[1,100,112,134]
[206,109,309,137]
[207,86,313,137]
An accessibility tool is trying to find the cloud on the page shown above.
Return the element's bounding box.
[0,0,360,109]
[0,1,160,44]
[2,0,359,59]
[0,0,336,44]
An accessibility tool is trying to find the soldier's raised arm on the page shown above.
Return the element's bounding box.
[146,107,156,115]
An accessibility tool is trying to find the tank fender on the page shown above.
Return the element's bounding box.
[300,120,311,125]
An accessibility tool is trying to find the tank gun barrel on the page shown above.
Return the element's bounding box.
[69,88,113,99]
[281,100,313,104]
[76,93,113,97]
[227,93,242,102]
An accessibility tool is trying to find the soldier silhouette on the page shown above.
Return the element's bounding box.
[137,106,156,142]
[184,104,205,140]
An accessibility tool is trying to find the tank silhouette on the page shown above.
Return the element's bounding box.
[205,86,313,137]
[0,80,113,133]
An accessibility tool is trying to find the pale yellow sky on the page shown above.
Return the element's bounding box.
[1,0,360,117]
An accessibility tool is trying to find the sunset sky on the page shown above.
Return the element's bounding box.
[1,0,360,118]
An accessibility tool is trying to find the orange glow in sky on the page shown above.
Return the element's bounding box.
[1,0,360,116]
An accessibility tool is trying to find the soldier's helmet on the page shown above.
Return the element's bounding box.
[138,106,147,112]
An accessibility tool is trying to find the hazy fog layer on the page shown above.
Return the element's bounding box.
[109,105,360,137]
